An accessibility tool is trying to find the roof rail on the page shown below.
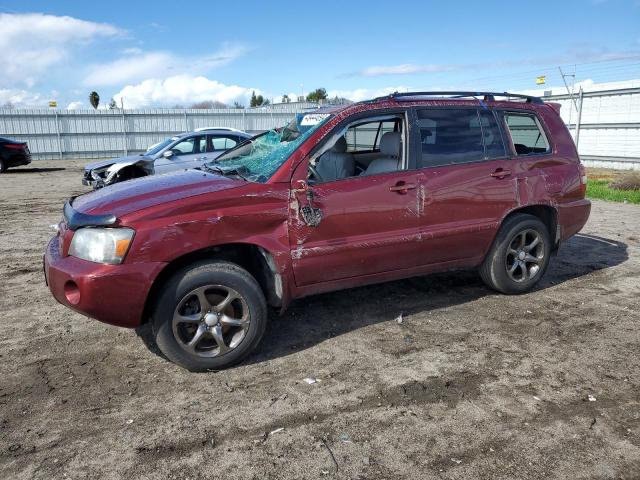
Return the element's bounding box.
[375,91,544,105]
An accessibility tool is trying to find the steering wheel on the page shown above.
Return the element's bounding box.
[309,163,324,183]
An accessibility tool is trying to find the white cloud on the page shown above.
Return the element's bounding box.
[84,42,249,87]
[66,101,85,110]
[357,64,457,77]
[0,88,44,107]
[84,52,172,87]
[0,13,122,87]
[113,75,263,108]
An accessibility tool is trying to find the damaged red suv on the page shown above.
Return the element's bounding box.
[44,92,590,371]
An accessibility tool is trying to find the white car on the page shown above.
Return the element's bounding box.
[83,128,252,189]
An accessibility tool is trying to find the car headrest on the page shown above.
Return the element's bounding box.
[380,132,401,157]
[332,136,347,153]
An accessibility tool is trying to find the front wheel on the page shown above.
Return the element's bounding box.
[150,260,268,371]
[0,159,6,173]
[480,214,551,294]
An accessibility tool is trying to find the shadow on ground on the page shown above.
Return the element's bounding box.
[135,233,628,369]
[248,233,628,365]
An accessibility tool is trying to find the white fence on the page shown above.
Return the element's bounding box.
[542,87,640,170]
[1,90,639,168]
[0,102,320,160]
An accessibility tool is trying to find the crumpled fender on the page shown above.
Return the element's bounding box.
[104,158,155,185]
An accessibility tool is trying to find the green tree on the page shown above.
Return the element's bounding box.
[250,91,266,107]
[89,91,100,110]
[281,94,290,103]
[306,88,328,103]
[232,101,244,109]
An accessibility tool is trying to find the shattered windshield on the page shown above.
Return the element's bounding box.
[203,112,332,182]
[145,137,176,156]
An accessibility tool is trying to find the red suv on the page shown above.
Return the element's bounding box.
[44,92,591,371]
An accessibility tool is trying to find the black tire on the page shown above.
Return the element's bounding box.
[150,260,267,371]
[479,214,551,294]
[0,159,6,173]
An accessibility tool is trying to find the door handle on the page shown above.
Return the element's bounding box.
[389,181,416,194]
[490,168,511,179]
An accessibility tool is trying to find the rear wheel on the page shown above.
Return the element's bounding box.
[480,214,551,294]
[150,260,267,371]
[0,159,6,173]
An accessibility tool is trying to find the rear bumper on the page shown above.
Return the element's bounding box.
[44,236,167,328]
[6,152,31,167]
[558,198,591,242]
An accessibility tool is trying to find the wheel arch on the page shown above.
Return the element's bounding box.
[141,242,284,325]
[502,204,559,249]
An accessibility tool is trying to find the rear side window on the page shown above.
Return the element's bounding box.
[504,113,550,155]
[418,108,501,167]
[209,135,238,151]
[478,110,506,159]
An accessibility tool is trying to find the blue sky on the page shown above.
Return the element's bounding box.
[1,0,639,108]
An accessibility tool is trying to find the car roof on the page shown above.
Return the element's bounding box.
[178,129,251,138]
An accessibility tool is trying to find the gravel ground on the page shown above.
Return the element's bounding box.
[1,160,639,479]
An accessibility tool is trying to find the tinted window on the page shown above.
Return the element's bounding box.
[478,110,506,159]
[504,113,549,155]
[417,109,485,167]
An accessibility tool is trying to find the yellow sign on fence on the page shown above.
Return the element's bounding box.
[536,76,546,85]
[48,101,57,108]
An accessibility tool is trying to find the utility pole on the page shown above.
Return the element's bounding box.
[559,66,579,139]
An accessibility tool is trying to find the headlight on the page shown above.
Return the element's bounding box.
[69,228,134,264]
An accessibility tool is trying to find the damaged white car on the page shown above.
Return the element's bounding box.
[82,128,252,189]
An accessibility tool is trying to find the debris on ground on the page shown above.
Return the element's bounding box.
[451,458,463,464]
[395,312,404,324]
[269,427,285,435]
[587,394,597,402]
[303,377,319,384]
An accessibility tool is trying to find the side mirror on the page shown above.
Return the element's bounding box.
[163,150,174,158]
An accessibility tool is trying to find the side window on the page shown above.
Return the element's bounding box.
[478,110,506,159]
[345,121,378,152]
[344,120,399,153]
[417,109,485,167]
[197,137,207,154]
[504,113,550,155]
[309,115,406,184]
[210,135,238,151]
[171,137,198,156]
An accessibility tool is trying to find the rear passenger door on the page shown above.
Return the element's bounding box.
[414,107,518,266]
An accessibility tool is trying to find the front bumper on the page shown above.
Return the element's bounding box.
[44,236,167,328]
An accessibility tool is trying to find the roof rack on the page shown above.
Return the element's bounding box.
[375,91,544,105]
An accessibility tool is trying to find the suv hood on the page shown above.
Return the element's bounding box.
[85,154,153,171]
[72,169,245,218]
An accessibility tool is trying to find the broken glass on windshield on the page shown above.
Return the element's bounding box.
[203,113,331,182]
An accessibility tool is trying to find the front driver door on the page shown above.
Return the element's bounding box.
[289,112,424,286]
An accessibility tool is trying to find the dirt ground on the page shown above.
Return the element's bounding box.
[1,160,639,480]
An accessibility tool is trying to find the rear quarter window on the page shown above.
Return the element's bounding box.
[503,112,550,155]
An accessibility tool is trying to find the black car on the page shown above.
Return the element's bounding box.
[0,137,31,173]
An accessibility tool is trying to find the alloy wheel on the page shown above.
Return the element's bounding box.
[505,228,545,283]
[172,285,250,357]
